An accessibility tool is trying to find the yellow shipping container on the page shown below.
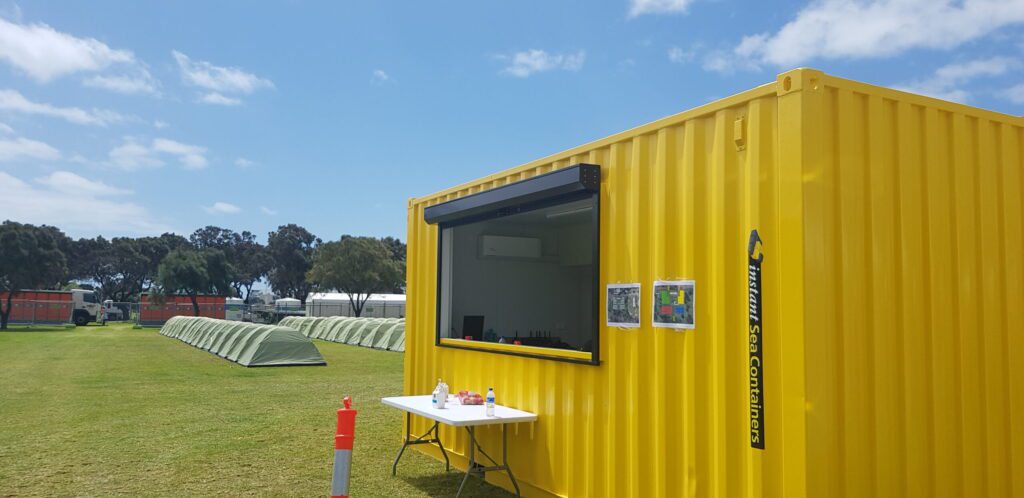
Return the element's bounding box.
[402,68,1024,498]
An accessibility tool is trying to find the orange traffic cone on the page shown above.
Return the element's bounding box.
[331,396,356,498]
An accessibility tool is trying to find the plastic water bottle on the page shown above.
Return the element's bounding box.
[485,388,495,417]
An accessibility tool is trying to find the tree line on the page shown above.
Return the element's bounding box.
[0,220,405,328]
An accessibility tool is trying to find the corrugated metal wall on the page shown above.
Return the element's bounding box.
[405,80,800,498]
[404,68,1024,498]
[801,74,1024,498]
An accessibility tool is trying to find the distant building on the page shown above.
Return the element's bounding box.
[305,292,405,318]
[274,297,302,312]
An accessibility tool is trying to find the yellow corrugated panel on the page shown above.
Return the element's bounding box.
[801,71,1024,498]
[403,68,1024,498]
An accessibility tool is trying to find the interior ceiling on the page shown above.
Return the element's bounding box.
[493,198,594,226]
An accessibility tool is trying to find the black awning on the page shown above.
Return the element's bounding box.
[423,163,600,225]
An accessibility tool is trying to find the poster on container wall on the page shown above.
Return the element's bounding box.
[652,280,695,329]
[606,283,641,328]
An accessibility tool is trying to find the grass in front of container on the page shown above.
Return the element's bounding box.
[0,322,512,497]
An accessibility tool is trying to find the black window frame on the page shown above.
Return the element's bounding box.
[428,164,601,365]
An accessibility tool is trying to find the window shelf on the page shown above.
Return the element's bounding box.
[438,338,595,363]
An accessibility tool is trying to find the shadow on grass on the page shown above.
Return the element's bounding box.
[400,472,515,498]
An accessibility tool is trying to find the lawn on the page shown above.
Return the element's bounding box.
[0,323,511,497]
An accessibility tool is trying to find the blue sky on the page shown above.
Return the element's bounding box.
[1,0,1023,242]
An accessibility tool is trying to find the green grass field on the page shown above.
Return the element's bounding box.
[0,323,511,497]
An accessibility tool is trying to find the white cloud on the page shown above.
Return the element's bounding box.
[0,122,12,134]
[0,136,60,162]
[35,170,131,196]
[151,138,208,170]
[895,57,1018,103]
[259,206,278,216]
[172,50,273,104]
[668,45,696,64]
[371,69,391,85]
[108,137,208,171]
[629,0,693,17]
[499,49,586,78]
[730,0,1024,69]
[0,17,134,82]
[82,68,160,96]
[203,201,241,214]
[0,17,159,97]
[108,141,162,170]
[0,89,126,126]
[702,52,731,73]
[1002,83,1024,104]
[0,170,170,236]
[153,120,168,129]
[235,157,255,168]
[932,57,1017,82]
[701,50,759,74]
[198,92,241,106]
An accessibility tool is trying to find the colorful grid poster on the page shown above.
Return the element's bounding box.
[652,280,695,329]
[606,283,641,328]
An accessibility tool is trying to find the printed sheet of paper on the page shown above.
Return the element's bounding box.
[606,283,641,328]
[652,280,695,329]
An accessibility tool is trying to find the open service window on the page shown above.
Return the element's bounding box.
[425,164,600,364]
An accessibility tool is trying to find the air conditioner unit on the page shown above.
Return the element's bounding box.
[479,235,542,259]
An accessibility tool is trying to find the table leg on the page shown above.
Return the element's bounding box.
[456,426,476,498]
[392,413,449,476]
[455,425,521,498]
[434,421,450,471]
[391,412,411,476]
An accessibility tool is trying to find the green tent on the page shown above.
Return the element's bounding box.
[359,319,402,348]
[335,318,366,343]
[372,320,405,351]
[276,316,405,352]
[322,317,354,341]
[345,318,382,345]
[160,316,326,367]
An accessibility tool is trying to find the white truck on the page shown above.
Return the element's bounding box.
[102,299,127,322]
[71,289,103,326]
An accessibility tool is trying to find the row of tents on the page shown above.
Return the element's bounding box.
[159,316,326,367]
[278,316,405,352]
[158,316,404,367]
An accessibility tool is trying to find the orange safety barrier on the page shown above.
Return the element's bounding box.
[0,291,73,324]
[138,294,226,326]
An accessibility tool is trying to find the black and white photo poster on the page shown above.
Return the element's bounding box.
[606,283,641,328]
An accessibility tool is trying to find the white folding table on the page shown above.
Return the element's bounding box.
[382,395,538,497]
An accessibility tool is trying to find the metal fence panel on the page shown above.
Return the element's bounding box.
[3,299,73,326]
